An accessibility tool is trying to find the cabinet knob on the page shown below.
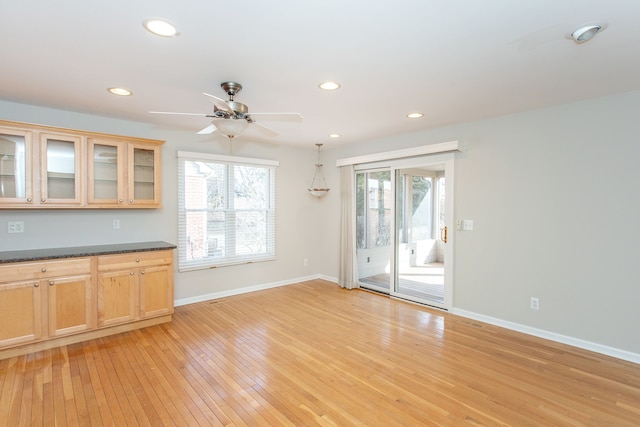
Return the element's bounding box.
[129,199,134,204]
[27,197,32,202]
[140,271,145,275]
[41,197,46,203]
[119,199,124,203]
[34,283,39,288]
[49,281,55,286]
[130,271,135,276]
[135,258,140,263]
[41,267,47,272]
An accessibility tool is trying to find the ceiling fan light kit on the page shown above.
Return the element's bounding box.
[308,143,330,198]
[151,81,302,139]
[211,117,249,139]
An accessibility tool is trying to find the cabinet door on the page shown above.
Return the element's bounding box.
[0,280,42,347]
[128,143,161,207]
[47,274,93,337]
[0,126,33,205]
[139,264,173,319]
[87,138,126,206]
[97,270,138,327]
[40,132,84,205]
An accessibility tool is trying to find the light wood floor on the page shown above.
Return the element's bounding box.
[1,279,639,426]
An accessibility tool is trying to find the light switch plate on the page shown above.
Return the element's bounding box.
[462,219,474,231]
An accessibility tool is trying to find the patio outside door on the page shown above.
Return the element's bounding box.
[393,166,447,308]
[355,170,393,294]
[356,156,453,309]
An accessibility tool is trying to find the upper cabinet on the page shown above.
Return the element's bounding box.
[0,125,33,205]
[40,132,84,206]
[88,138,161,207]
[0,120,163,209]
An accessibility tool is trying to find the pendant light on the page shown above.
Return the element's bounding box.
[308,143,330,197]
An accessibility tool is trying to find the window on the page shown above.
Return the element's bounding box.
[177,151,278,271]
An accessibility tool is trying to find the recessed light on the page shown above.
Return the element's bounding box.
[319,81,341,91]
[143,18,179,37]
[328,133,341,138]
[570,23,605,43]
[108,87,133,96]
[407,112,424,119]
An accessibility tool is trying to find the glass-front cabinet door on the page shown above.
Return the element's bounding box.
[128,143,160,206]
[39,133,83,205]
[88,138,125,206]
[0,127,33,205]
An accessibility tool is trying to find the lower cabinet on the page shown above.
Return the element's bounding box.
[0,248,174,358]
[0,258,92,348]
[0,279,42,348]
[97,250,174,328]
[47,273,93,337]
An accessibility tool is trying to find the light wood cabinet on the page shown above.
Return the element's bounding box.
[87,138,161,207]
[47,273,93,337]
[0,258,92,348]
[0,245,174,359]
[0,120,163,209]
[0,125,34,205]
[97,250,174,328]
[39,131,84,206]
[0,280,42,348]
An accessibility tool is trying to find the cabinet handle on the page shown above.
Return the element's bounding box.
[49,281,55,286]
[41,197,46,203]
[27,197,32,202]
[41,267,47,273]
[34,283,39,288]
[129,199,134,204]
[135,258,140,263]
[130,271,135,276]
[119,199,124,203]
[140,271,145,275]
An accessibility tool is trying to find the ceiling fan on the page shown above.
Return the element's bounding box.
[150,81,303,139]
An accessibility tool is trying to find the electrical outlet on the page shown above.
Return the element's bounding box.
[303,258,308,266]
[530,297,540,310]
[113,219,120,230]
[7,221,24,233]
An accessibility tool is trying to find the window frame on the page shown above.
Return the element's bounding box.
[177,151,278,272]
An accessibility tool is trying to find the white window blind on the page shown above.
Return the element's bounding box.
[177,151,278,272]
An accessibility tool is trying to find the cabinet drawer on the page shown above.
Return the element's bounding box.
[97,250,173,271]
[0,257,92,283]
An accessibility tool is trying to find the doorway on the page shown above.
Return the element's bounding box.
[355,156,453,309]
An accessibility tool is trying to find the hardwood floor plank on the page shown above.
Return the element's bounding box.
[1,279,639,425]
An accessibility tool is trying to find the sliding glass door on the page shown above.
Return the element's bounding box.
[394,169,446,305]
[356,170,393,293]
[355,155,454,309]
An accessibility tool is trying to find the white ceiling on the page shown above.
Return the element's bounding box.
[2,1,639,147]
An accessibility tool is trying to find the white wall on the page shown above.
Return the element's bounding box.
[0,100,323,301]
[320,90,640,355]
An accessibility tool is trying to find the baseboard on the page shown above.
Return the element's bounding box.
[452,308,640,365]
[174,274,328,307]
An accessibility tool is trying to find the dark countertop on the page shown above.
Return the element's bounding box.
[0,241,177,264]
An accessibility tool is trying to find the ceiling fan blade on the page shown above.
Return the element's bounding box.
[203,92,234,113]
[197,123,217,135]
[250,122,279,137]
[149,111,208,116]
[248,113,303,122]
